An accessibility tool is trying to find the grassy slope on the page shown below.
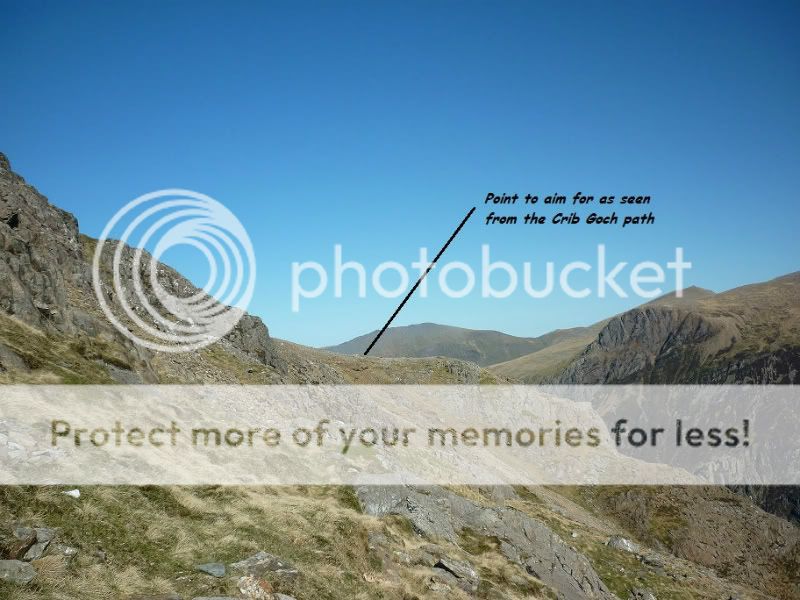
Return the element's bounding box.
[323,322,593,367]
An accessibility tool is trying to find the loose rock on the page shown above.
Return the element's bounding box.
[237,574,273,599]
[434,556,480,593]
[35,527,56,543]
[3,527,36,559]
[0,559,36,584]
[607,535,640,555]
[23,540,50,561]
[195,562,225,577]
[229,551,299,581]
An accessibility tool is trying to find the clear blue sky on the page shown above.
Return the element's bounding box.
[2,1,798,346]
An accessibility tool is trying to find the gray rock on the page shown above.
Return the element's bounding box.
[195,562,225,577]
[629,589,657,600]
[0,153,280,384]
[47,543,78,560]
[273,595,297,600]
[641,553,665,569]
[12,526,35,540]
[229,551,298,580]
[34,527,56,543]
[434,556,480,592]
[410,545,439,567]
[0,559,36,584]
[478,485,518,502]
[356,485,616,600]
[23,540,50,561]
[607,535,639,555]
[556,307,716,384]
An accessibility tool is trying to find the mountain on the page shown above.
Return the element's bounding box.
[1,152,798,600]
[490,286,718,383]
[551,273,800,384]
[324,322,596,366]
[333,286,721,383]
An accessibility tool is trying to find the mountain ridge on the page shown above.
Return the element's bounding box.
[323,321,598,366]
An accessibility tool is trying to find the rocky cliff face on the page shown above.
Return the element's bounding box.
[0,152,85,332]
[554,277,800,385]
[0,152,274,381]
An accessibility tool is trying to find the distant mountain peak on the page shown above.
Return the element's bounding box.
[646,285,716,305]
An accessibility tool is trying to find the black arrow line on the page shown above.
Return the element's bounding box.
[364,206,476,356]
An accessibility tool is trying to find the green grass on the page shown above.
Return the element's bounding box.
[0,314,116,384]
[0,485,393,599]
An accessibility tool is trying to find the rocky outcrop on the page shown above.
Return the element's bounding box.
[555,307,724,384]
[0,152,274,379]
[555,303,799,384]
[356,485,616,600]
[0,152,87,332]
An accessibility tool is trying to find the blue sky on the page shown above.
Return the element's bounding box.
[2,1,798,346]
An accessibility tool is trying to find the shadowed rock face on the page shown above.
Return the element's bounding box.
[0,152,272,379]
[555,299,800,385]
[550,287,800,526]
[555,307,720,384]
[0,152,85,331]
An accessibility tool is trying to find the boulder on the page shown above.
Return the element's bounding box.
[195,562,225,577]
[0,559,36,584]
[3,527,36,559]
[433,556,480,593]
[607,535,639,555]
[23,540,50,561]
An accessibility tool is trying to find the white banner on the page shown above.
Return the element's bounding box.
[0,385,795,485]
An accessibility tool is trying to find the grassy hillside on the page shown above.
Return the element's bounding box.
[324,322,594,366]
